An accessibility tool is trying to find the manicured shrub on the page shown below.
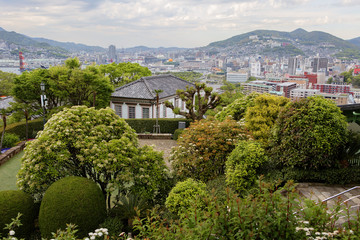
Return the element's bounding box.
[99,216,124,238]
[0,190,35,238]
[165,178,209,216]
[0,119,43,140]
[125,118,192,134]
[1,133,20,148]
[269,96,348,169]
[225,140,268,194]
[38,176,106,238]
[170,118,249,182]
[172,128,184,140]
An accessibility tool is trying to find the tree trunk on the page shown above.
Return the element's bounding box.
[0,115,6,151]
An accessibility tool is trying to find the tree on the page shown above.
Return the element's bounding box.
[158,71,202,83]
[340,69,354,83]
[0,70,17,96]
[244,94,290,144]
[170,118,249,182]
[0,109,7,151]
[269,96,348,169]
[352,75,360,88]
[99,62,151,87]
[246,76,257,82]
[17,106,167,208]
[165,83,221,121]
[216,92,259,121]
[12,58,114,116]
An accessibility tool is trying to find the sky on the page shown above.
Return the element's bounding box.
[0,0,359,48]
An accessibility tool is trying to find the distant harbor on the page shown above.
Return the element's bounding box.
[0,67,21,75]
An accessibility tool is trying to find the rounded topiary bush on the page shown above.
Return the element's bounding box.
[165,178,209,216]
[0,190,35,238]
[39,176,106,238]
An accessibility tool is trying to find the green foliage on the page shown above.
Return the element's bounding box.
[124,118,191,134]
[352,74,360,88]
[340,68,354,83]
[165,178,209,216]
[0,71,16,96]
[171,118,249,182]
[99,62,151,87]
[335,49,360,60]
[218,81,244,107]
[1,133,20,148]
[17,106,167,207]
[225,140,268,194]
[263,44,305,56]
[172,128,184,140]
[205,175,229,204]
[269,96,348,169]
[262,166,360,185]
[0,190,35,238]
[38,176,107,238]
[216,92,259,121]
[12,58,114,116]
[99,216,124,238]
[165,83,221,121]
[0,119,43,140]
[244,94,290,144]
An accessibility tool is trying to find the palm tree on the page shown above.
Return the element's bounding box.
[153,89,163,133]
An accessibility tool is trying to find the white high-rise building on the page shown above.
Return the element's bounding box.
[250,61,261,77]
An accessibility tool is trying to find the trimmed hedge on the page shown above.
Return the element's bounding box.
[0,190,36,238]
[39,176,106,239]
[262,167,360,185]
[125,118,191,134]
[0,119,44,140]
[0,118,190,140]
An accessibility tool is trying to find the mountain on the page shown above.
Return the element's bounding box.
[0,27,5,31]
[207,28,360,51]
[349,37,360,48]
[32,37,105,52]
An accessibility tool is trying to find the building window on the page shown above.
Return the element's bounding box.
[175,98,179,108]
[163,104,167,118]
[142,107,150,118]
[114,104,122,118]
[129,106,135,119]
[181,101,185,110]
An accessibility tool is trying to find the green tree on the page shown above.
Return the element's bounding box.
[225,140,268,194]
[244,94,290,144]
[0,71,17,96]
[246,76,256,82]
[216,92,259,121]
[352,75,360,88]
[99,62,151,87]
[158,71,202,83]
[17,106,167,207]
[165,83,221,121]
[326,77,333,84]
[269,96,348,169]
[12,58,114,116]
[170,118,249,182]
[340,69,354,83]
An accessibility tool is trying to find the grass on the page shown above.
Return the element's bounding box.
[0,151,23,191]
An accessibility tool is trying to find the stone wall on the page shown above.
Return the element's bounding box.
[0,141,26,166]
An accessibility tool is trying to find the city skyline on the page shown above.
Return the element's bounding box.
[0,0,359,48]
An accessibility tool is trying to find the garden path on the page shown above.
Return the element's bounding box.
[138,139,177,168]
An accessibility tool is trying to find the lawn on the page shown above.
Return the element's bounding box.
[0,151,23,191]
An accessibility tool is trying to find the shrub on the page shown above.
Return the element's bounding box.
[205,175,229,203]
[0,190,35,238]
[165,178,209,216]
[99,216,124,238]
[216,92,259,121]
[225,140,268,194]
[269,96,348,169]
[172,128,184,140]
[1,133,20,148]
[38,176,107,239]
[0,119,43,140]
[170,118,249,182]
[125,118,192,134]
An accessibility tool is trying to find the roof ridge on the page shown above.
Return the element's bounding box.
[142,78,156,98]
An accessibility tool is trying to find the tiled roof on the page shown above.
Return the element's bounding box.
[0,97,14,110]
[112,74,195,100]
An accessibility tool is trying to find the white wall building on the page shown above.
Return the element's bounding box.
[226,72,248,83]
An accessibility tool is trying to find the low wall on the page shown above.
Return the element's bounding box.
[0,141,26,166]
[137,133,172,139]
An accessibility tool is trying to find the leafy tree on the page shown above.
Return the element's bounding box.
[99,62,151,87]
[170,118,249,182]
[0,109,7,151]
[244,94,290,144]
[246,76,257,82]
[326,77,333,84]
[340,69,354,83]
[17,106,167,207]
[216,92,259,121]
[158,71,202,83]
[12,58,114,116]
[352,75,360,88]
[269,96,348,169]
[225,140,268,194]
[165,83,221,121]
[0,70,17,96]
[219,81,244,106]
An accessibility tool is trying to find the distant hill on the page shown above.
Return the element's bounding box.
[122,46,188,53]
[349,37,360,48]
[208,28,360,50]
[32,37,105,53]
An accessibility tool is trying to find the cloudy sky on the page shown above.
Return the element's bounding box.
[0,0,359,48]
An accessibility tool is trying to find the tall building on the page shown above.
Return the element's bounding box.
[288,57,303,75]
[226,72,248,83]
[108,45,117,62]
[312,57,328,73]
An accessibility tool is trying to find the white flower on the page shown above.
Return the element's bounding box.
[98,232,103,236]
[9,230,15,236]
[90,236,96,240]
[85,238,90,240]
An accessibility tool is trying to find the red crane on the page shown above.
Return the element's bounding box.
[19,51,25,72]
